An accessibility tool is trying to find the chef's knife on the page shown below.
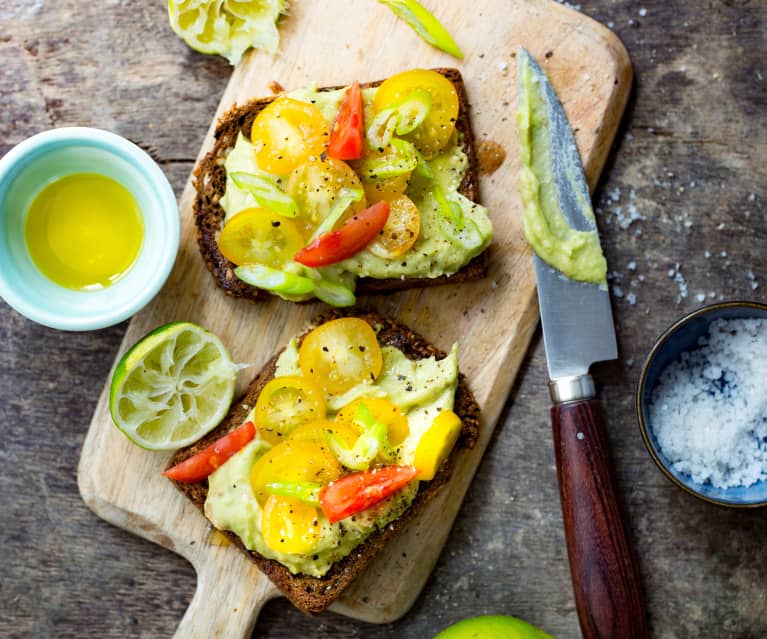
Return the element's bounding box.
[517,49,647,639]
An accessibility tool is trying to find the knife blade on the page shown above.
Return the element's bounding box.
[517,48,647,639]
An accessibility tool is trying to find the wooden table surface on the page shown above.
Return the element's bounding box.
[1,2,765,638]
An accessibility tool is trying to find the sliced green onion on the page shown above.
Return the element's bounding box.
[433,184,465,230]
[451,217,484,251]
[352,403,394,462]
[379,0,464,60]
[230,171,299,218]
[393,89,432,135]
[412,145,435,179]
[326,403,393,470]
[367,108,400,150]
[434,190,485,250]
[308,187,364,242]
[366,91,432,149]
[357,139,419,180]
[265,481,321,506]
[312,277,357,307]
[353,404,382,431]
[326,432,373,471]
[234,263,314,295]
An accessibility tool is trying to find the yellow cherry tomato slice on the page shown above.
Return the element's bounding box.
[335,397,410,446]
[254,376,326,445]
[366,194,420,259]
[354,144,412,203]
[217,207,305,268]
[285,157,367,235]
[299,318,383,395]
[261,495,321,555]
[362,175,410,203]
[373,69,459,159]
[250,97,330,174]
[413,409,462,480]
[288,419,360,448]
[250,439,341,506]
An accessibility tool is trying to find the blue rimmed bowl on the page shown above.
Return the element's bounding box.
[636,301,767,507]
[0,127,179,331]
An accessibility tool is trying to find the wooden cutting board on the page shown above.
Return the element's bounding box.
[78,1,630,636]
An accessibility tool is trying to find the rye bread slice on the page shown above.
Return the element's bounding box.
[167,309,481,614]
[193,68,488,303]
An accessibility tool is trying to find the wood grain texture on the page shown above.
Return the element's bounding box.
[4,2,766,639]
[72,0,630,635]
[552,399,647,639]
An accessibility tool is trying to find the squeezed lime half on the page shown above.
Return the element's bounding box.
[168,0,288,65]
[109,322,237,450]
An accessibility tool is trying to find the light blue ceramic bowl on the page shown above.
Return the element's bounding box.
[0,127,179,331]
[637,301,767,507]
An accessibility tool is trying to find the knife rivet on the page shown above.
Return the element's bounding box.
[576,432,584,440]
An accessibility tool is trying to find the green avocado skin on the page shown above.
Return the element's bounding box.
[433,615,556,639]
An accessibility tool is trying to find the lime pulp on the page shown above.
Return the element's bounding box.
[109,322,237,451]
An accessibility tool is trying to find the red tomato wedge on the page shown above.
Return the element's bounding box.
[327,81,364,161]
[162,421,256,482]
[294,200,390,267]
[318,465,418,523]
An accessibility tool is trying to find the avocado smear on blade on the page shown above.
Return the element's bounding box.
[204,341,459,577]
[219,85,492,303]
[517,55,607,286]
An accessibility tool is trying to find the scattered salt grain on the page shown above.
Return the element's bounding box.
[649,318,767,488]
[695,293,706,303]
[667,264,688,303]
[638,7,647,16]
[626,292,637,305]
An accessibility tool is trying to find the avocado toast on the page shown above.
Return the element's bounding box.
[194,68,492,305]
[166,309,480,614]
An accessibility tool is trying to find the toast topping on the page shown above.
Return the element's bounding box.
[204,323,460,577]
[214,70,492,305]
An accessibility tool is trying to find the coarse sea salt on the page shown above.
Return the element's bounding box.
[650,318,767,489]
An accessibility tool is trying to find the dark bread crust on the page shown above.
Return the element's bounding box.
[167,309,481,614]
[193,68,488,303]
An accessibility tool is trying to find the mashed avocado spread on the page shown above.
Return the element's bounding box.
[516,55,607,285]
[204,341,459,577]
[219,85,493,301]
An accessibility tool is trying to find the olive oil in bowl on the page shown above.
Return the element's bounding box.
[25,173,144,290]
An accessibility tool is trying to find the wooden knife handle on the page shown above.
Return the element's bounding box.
[551,399,647,639]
